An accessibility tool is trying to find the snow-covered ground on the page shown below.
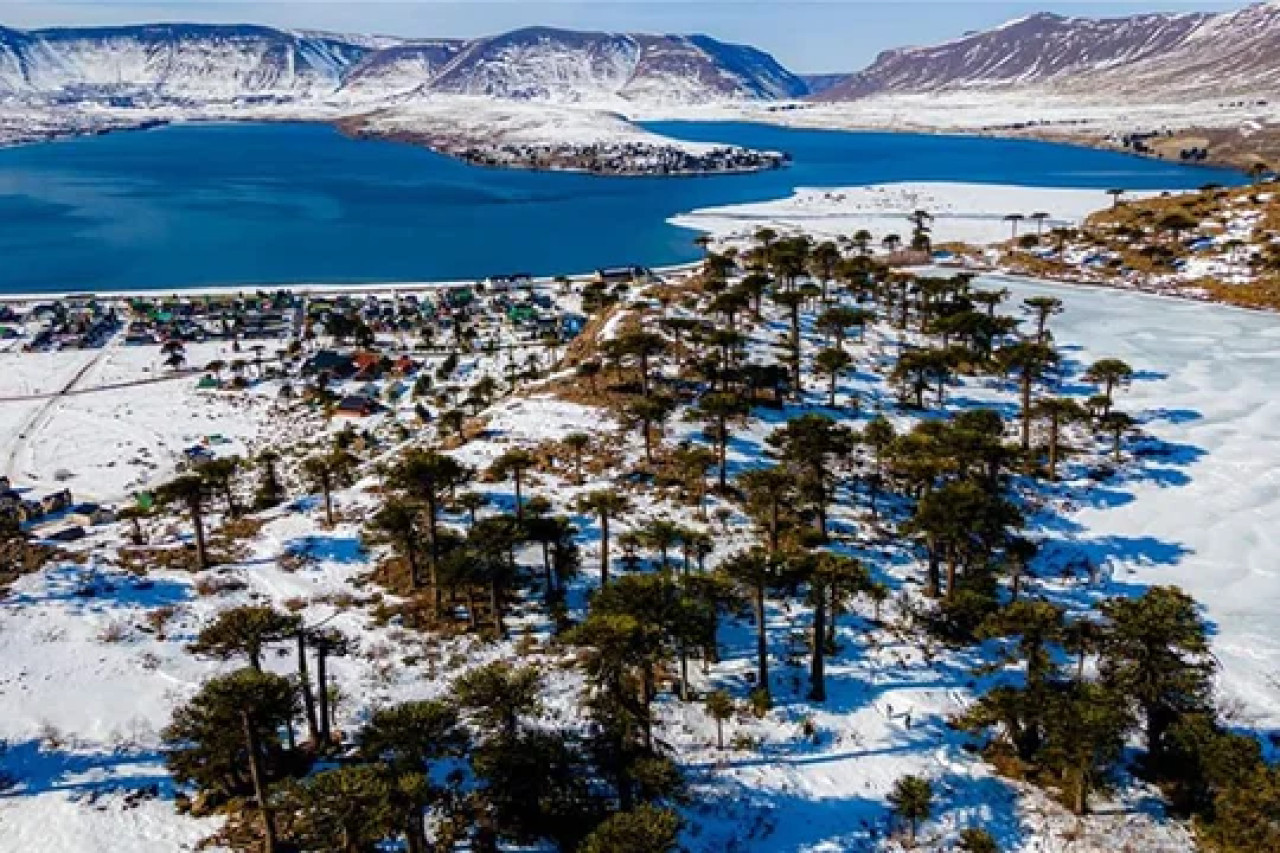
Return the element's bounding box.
[354,97,724,154]
[631,92,1280,140]
[671,182,1161,247]
[0,339,274,502]
[993,275,1280,731]
[0,272,1276,851]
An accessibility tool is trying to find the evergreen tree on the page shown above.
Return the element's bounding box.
[303,448,357,527]
[454,662,543,744]
[253,450,286,511]
[704,691,734,750]
[576,489,630,587]
[157,474,211,570]
[767,414,854,541]
[719,548,785,704]
[277,765,396,853]
[189,605,299,672]
[489,448,536,521]
[887,774,933,845]
[960,827,1001,853]
[1098,586,1215,765]
[164,669,298,850]
[359,700,468,853]
[387,449,473,612]
[692,392,749,490]
[579,805,683,853]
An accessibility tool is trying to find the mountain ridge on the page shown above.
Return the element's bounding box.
[0,22,807,105]
[815,3,1280,101]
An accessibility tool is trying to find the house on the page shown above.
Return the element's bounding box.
[595,266,655,286]
[66,503,115,527]
[335,395,379,417]
[352,351,384,381]
[45,526,86,543]
[302,350,356,379]
[17,500,44,524]
[40,489,73,515]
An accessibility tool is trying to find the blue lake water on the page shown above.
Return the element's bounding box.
[0,120,1244,293]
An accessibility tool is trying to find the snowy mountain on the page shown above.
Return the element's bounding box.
[0,23,807,106]
[817,3,1280,101]
[0,24,368,101]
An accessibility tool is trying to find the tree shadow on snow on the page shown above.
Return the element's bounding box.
[0,740,177,801]
[4,564,191,611]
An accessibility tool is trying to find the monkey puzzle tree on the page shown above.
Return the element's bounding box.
[997,341,1061,453]
[164,669,298,852]
[1083,358,1134,417]
[767,414,854,541]
[189,605,300,672]
[1031,397,1089,481]
[303,448,358,527]
[387,449,472,610]
[489,447,536,522]
[719,548,785,704]
[157,474,211,570]
[692,392,749,490]
[576,488,631,587]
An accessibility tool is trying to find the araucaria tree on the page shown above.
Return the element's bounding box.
[767,413,854,541]
[576,489,630,587]
[386,449,473,611]
[157,474,212,570]
[998,341,1060,452]
[303,448,358,527]
[164,669,298,851]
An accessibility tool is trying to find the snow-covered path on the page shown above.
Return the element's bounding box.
[993,275,1280,730]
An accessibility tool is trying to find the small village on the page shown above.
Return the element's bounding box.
[0,270,625,542]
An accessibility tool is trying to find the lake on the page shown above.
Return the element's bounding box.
[0,120,1243,293]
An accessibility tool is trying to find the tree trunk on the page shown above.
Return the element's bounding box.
[1048,418,1060,481]
[297,631,320,746]
[513,471,524,522]
[1020,377,1033,451]
[754,582,770,699]
[190,502,209,570]
[600,513,611,586]
[241,711,278,853]
[717,426,729,490]
[322,482,334,527]
[925,539,941,598]
[489,580,504,637]
[945,549,958,600]
[809,582,827,702]
[641,666,655,750]
[426,499,441,615]
[405,818,426,853]
[316,649,331,748]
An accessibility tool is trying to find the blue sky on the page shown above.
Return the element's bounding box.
[0,1,1254,72]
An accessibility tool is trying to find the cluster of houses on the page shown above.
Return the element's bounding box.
[0,478,114,539]
[305,286,586,348]
[124,292,300,345]
[15,299,120,351]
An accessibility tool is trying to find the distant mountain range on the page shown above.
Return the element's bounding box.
[2,5,1279,111]
[815,3,1280,102]
[0,23,807,105]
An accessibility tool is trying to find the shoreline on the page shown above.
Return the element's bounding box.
[0,262,705,304]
